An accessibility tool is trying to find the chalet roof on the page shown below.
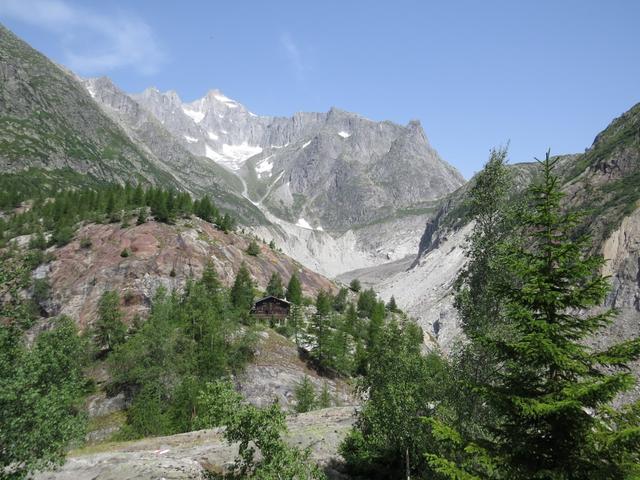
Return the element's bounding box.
[253,295,291,306]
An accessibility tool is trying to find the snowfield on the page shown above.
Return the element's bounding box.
[182,107,204,123]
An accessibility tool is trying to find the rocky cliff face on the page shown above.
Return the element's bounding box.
[33,218,335,328]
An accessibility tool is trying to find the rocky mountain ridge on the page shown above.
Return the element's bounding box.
[131,85,464,231]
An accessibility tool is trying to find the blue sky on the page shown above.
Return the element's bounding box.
[1,0,639,178]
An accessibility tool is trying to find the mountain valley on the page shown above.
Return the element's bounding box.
[1,19,639,480]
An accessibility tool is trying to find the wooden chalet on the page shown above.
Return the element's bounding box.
[251,296,291,322]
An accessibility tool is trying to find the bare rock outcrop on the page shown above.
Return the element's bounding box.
[42,218,335,329]
[35,407,356,480]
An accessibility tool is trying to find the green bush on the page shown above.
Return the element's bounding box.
[246,239,260,256]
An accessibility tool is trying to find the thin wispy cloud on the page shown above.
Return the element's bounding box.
[280,32,306,81]
[0,0,165,75]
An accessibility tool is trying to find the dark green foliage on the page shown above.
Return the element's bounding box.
[266,271,285,298]
[333,287,348,312]
[120,248,131,258]
[349,278,361,292]
[218,213,236,233]
[246,239,261,256]
[32,278,50,306]
[28,231,47,250]
[427,153,640,479]
[478,153,640,477]
[386,295,399,313]
[95,291,126,351]
[285,272,303,305]
[193,195,219,223]
[79,236,92,249]
[0,182,237,248]
[318,383,332,409]
[0,317,87,479]
[367,300,386,349]
[357,288,377,318]
[305,292,358,375]
[201,262,222,293]
[294,376,317,413]
[286,304,305,347]
[136,208,147,225]
[340,320,444,479]
[315,290,333,317]
[110,275,256,439]
[51,225,73,247]
[269,239,276,250]
[230,263,254,312]
[198,382,325,479]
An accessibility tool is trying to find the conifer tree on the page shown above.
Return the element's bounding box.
[333,287,348,312]
[294,376,317,413]
[428,152,640,479]
[246,239,261,256]
[266,272,285,298]
[287,304,304,347]
[315,290,333,317]
[386,296,399,313]
[357,288,377,318]
[219,213,235,233]
[230,263,254,311]
[308,292,333,367]
[366,301,385,349]
[136,208,147,225]
[485,152,640,477]
[318,382,332,409]
[201,262,222,294]
[95,291,126,351]
[286,272,303,305]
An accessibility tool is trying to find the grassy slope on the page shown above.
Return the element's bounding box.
[0,24,268,225]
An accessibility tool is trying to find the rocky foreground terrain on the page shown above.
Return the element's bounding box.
[35,407,356,480]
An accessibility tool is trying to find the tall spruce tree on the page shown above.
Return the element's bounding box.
[294,376,317,413]
[286,272,303,305]
[230,263,254,312]
[266,272,285,298]
[428,152,640,479]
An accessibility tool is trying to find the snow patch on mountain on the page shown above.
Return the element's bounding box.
[184,135,198,143]
[256,156,274,177]
[213,92,238,107]
[220,143,263,170]
[205,144,223,161]
[337,131,351,138]
[302,140,312,149]
[207,131,218,141]
[182,107,204,123]
[296,218,313,230]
